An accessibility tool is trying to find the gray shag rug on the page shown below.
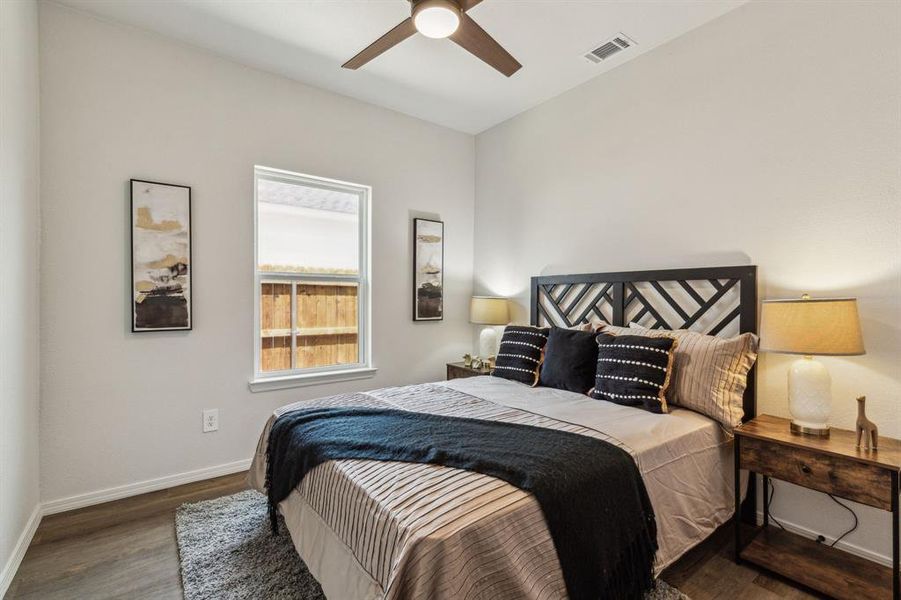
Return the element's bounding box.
[176,489,689,600]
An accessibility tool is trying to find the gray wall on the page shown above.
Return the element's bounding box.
[38,3,474,506]
[474,0,900,563]
[0,0,41,593]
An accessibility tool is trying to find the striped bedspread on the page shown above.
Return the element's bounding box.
[249,383,635,600]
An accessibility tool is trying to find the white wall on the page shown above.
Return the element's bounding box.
[0,0,42,593]
[39,3,474,505]
[475,0,900,562]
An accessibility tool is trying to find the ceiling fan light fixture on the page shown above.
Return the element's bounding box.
[413,0,460,39]
[343,0,521,77]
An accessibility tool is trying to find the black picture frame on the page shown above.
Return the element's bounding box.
[130,179,193,332]
[412,218,444,321]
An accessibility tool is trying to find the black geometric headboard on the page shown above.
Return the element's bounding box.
[530,265,758,420]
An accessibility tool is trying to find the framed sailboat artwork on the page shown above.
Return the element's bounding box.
[412,218,443,321]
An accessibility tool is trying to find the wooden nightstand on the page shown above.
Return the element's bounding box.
[446,361,489,380]
[734,414,901,599]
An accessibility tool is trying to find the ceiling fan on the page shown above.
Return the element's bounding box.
[342,0,522,77]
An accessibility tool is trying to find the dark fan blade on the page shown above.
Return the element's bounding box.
[459,0,484,11]
[343,17,417,70]
[449,14,521,77]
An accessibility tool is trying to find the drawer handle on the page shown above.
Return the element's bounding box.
[799,463,812,474]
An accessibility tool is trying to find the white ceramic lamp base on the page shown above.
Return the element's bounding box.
[479,327,498,360]
[787,356,832,436]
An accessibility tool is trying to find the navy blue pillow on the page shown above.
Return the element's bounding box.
[539,327,599,393]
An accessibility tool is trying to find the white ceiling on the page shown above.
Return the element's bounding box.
[56,0,746,134]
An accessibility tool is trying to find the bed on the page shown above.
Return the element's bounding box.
[248,265,758,600]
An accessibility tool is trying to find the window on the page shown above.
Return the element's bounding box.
[251,166,372,391]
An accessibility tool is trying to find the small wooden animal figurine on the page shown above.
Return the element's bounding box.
[855,395,878,450]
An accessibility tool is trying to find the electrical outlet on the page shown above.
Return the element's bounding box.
[202,409,219,433]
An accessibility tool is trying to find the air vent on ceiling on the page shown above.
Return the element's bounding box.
[584,34,636,63]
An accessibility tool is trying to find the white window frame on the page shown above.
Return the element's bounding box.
[249,165,374,392]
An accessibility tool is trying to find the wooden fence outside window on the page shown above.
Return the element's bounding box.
[260,281,359,372]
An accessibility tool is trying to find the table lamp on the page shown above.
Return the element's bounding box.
[470,296,509,359]
[759,295,865,436]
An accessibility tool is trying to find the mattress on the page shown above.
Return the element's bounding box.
[248,376,737,600]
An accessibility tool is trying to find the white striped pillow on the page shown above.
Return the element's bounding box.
[627,324,758,429]
[492,325,550,386]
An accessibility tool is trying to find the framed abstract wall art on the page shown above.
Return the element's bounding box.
[130,179,192,332]
[413,218,443,321]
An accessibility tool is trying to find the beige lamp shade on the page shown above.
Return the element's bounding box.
[759,296,865,356]
[470,296,510,325]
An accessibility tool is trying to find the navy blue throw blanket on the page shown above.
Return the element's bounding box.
[266,407,658,600]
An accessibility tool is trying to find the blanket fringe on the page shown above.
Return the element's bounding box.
[601,526,658,600]
[264,437,279,535]
[268,503,279,535]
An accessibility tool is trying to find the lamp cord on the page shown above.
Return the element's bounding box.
[765,478,786,530]
[826,493,859,547]
[766,479,858,546]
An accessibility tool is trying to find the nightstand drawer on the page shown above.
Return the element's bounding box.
[741,436,893,510]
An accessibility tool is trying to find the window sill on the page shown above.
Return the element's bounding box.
[248,367,377,393]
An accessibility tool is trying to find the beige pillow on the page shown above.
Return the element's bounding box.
[597,323,632,336]
[627,324,758,429]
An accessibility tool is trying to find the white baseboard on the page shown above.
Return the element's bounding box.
[0,503,42,598]
[42,458,252,516]
[756,510,891,567]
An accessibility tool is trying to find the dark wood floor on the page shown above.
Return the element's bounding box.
[662,524,818,600]
[5,473,816,600]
